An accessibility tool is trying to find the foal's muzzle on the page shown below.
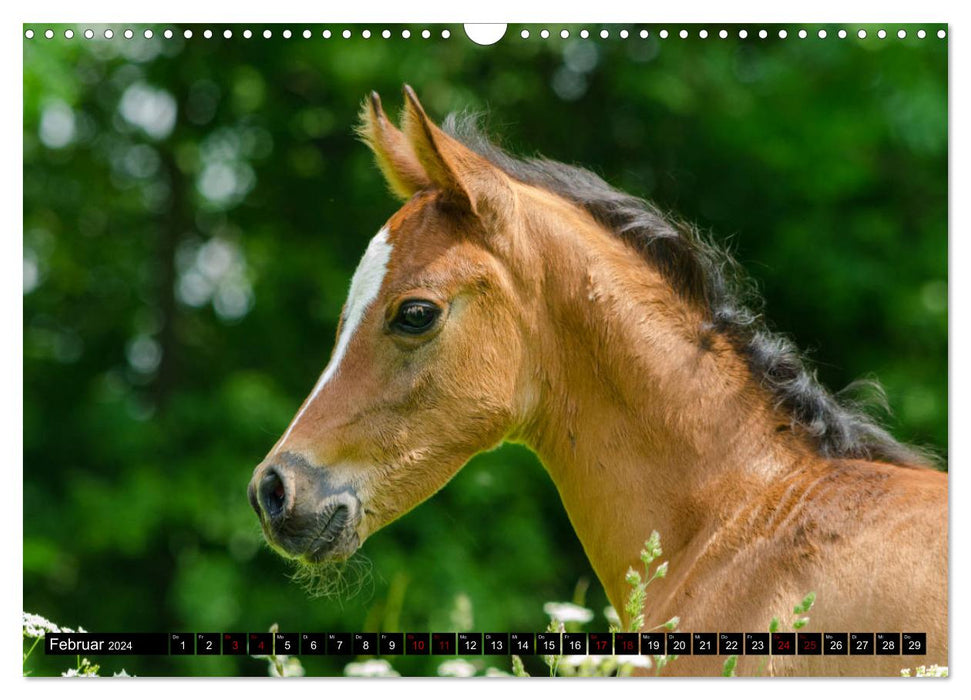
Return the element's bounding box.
[248,453,362,562]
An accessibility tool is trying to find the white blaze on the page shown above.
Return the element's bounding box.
[278,226,393,446]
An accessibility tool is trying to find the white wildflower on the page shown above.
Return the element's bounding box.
[344,659,399,677]
[543,601,594,624]
[559,654,619,676]
[23,612,61,638]
[484,667,513,677]
[437,658,477,677]
[619,655,652,669]
[559,654,589,669]
[559,654,614,669]
[61,659,99,677]
[603,606,621,627]
[112,669,133,677]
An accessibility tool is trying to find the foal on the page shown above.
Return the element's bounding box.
[248,87,947,676]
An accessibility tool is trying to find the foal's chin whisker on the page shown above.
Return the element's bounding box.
[288,552,374,604]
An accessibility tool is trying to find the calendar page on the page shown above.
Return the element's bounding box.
[22,19,948,679]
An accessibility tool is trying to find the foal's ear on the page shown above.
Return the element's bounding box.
[400,85,509,217]
[357,91,431,200]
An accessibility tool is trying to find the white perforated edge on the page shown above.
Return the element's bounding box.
[22,25,949,42]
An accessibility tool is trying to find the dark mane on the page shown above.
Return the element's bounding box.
[443,113,935,469]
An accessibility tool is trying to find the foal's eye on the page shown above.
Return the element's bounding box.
[391,300,441,335]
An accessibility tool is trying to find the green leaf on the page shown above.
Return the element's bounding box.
[722,655,738,677]
[511,655,530,677]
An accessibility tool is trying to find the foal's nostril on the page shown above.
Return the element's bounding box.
[258,468,288,521]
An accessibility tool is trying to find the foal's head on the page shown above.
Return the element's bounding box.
[248,88,543,564]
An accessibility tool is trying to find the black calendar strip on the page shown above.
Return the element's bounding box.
[44,631,928,656]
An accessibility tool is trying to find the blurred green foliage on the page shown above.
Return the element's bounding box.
[23,24,946,676]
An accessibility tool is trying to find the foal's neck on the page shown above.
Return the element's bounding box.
[514,202,808,618]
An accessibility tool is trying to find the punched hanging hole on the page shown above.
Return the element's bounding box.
[464,24,507,46]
